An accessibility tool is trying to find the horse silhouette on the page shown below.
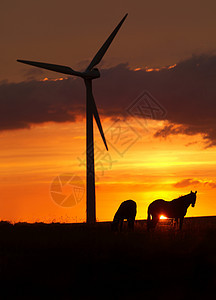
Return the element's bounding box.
[147,191,197,230]
[111,200,137,232]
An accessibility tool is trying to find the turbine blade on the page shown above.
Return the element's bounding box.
[86,13,128,71]
[90,93,108,151]
[93,102,108,151]
[17,60,82,77]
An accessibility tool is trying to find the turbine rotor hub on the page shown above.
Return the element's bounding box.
[82,68,100,79]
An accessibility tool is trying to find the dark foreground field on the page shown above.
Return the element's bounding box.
[0,217,215,299]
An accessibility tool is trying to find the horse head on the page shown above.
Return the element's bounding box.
[190,190,197,207]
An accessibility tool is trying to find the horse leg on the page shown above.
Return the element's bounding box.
[119,219,123,232]
[128,217,135,231]
[127,218,131,231]
[175,217,179,229]
[147,211,152,231]
[179,217,184,230]
[152,215,159,230]
[132,219,135,231]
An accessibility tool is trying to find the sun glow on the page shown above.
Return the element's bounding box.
[134,67,141,71]
[143,63,177,73]
[146,67,160,72]
[160,215,168,220]
[40,77,67,82]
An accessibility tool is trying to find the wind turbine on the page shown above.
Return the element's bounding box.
[17,13,128,224]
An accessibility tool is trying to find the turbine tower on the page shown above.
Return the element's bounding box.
[17,14,128,224]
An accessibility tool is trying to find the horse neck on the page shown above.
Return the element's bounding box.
[174,195,191,208]
[177,194,191,208]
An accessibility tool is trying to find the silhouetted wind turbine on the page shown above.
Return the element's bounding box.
[17,14,128,224]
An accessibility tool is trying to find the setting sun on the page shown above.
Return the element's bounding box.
[160,215,167,220]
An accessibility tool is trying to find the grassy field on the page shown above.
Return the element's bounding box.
[0,217,215,299]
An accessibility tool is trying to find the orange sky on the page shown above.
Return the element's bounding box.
[1,116,215,223]
[1,1,216,222]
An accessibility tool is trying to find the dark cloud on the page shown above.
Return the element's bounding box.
[151,54,216,147]
[0,78,85,131]
[1,54,216,147]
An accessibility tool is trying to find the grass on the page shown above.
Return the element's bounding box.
[0,217,215,299]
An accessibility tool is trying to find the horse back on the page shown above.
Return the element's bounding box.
[148,198,188,218]
[148,199,172,217]
[148,199,167,210]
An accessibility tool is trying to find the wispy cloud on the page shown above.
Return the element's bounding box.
[173,178,201,188]
[173,178,216,189]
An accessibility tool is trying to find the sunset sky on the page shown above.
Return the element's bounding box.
[1,0,216,222]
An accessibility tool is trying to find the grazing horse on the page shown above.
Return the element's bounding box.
[111,200,137,232]
[147,191,197,230]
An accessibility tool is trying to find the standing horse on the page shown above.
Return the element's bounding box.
[111,200,137,232]
[147,191,197,230]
